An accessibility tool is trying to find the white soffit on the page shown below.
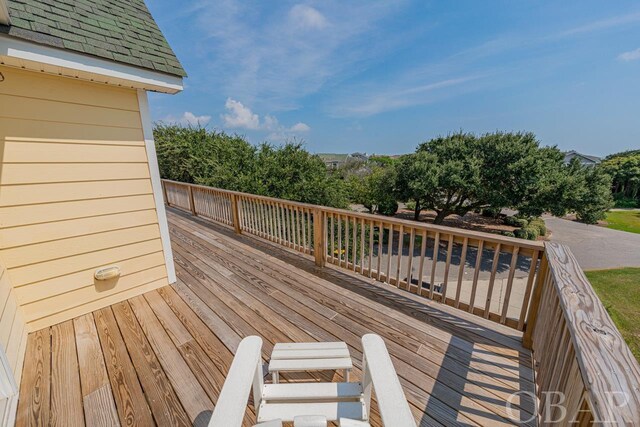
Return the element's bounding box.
[0,34,183,93]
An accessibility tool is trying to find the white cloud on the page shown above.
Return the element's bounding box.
[189,1,409,110]
[618,48,640,62]
[161,111,211,126]
[289,4,327,29]
[289,122,311,132]
[221,98,311,139]
[222,98,260,129]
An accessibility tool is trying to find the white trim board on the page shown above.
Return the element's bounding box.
[0,0,10,26]
[137,89,177,284]
[0,34,183,93]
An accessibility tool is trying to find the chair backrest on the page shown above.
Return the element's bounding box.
[209,335,416,427]
[361,334,416,427]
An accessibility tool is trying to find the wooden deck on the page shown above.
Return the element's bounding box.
[16,208,537,426]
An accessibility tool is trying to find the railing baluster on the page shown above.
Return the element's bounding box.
[441,234,453,303]
[429,232,440,300]
[386,224,393,285]
[376,221,383,281]
[484,243,501,318]
[406,228,415,290]
[455,237,469,309]
[344,216,350,268]
[468,240,484,313]
[395,225,403,286]
[352,216,358,271]
[500,246,520,324]
[416,230,427,295]
[518,249,540,330]
[368,220,374,278]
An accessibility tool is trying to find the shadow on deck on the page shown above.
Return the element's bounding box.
[16,208,537,427]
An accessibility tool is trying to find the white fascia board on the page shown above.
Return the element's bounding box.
[0,34,183,93]
[0,0,10,26]
[137,89,177,284]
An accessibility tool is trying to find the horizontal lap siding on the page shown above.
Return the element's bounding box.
[0,264,27,381]
[0,66,169,329]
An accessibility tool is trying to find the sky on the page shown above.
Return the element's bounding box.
[146,0,640,157]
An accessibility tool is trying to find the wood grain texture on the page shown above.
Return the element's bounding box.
[50,321,84,427]
[16,209,546,427]
[540,242,640,424]
[16,328,50,427]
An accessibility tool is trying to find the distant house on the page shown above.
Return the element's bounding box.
[563,151,601,166]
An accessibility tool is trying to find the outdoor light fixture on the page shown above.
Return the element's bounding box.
[94,266,121,281]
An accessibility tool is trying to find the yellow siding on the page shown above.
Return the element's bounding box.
[0,261,27,386]
[0,65,169,329]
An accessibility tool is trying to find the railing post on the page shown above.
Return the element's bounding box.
[313,208,326,267]
[187,184,197,216]
[522,252,548,349]
[231,194,242,234]
[161,179,169,206]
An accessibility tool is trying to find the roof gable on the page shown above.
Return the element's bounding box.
[1,0,185,77]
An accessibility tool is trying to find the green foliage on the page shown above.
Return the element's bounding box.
[514,226,539,240]
[601,151,640,207]
[529,218,547,236]
[153,125,349,208]
[573,165,614,224]
[500,231,516,238]
[504,216,529,228]
[377,199,399,216]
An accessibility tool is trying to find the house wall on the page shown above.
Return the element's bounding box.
[0,65,170,330]
[0,260,26,380]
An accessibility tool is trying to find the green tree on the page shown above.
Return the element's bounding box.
[601,152,640,207]
[253,142,349,208]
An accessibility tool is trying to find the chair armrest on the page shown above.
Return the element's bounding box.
[361,334,416,427]
[209,336,263,427]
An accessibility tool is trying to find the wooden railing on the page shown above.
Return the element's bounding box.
[524,243,640,425]
[162,179,544,331]
[163,179,640,424]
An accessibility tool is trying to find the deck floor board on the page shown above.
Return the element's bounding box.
[16,208,536,426]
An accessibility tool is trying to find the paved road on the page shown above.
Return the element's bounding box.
[544,216,640,270]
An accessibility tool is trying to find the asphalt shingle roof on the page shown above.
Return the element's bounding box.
[0,0,186,77]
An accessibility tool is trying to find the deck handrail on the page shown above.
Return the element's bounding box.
[524,242,640,425]
[161,179,544,330]
[161,179,640,424]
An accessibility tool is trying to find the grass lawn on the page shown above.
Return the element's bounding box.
[604,210,640,234]
[585,268,640,362]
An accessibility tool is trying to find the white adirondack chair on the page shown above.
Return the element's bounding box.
[208,334,416,427]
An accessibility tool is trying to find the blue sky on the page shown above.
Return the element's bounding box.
[146,0,640,156]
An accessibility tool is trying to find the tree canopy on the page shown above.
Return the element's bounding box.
[154,124,349,208]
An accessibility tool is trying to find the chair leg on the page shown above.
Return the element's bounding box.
[344,369,350,382]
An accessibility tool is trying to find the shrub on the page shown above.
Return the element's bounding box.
[482,207,502,218]
[613,196,639,209]
[504,216,528,228]
[529,218,547,236]
[501,231,516,238]
[378,199,399,216]
[514,226,539,240]
[404,200,417,211]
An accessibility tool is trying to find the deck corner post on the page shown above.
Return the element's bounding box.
[161,179,169,206]
[187,184,197,216]
[231,193,242,234]
[522,250,548,349]
[313,208,326,267]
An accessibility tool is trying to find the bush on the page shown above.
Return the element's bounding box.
[404,200,417,211]
[501,231,516,238]
[482,207,502,218]
[529,218,547,236]
[377,199,398,216]
[613,196,639,209]
[504,216,529,228]
[514,226,539,240]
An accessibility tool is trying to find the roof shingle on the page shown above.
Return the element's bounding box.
[1,0,186,77]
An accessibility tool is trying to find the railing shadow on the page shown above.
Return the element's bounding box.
[169,208,538,425]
